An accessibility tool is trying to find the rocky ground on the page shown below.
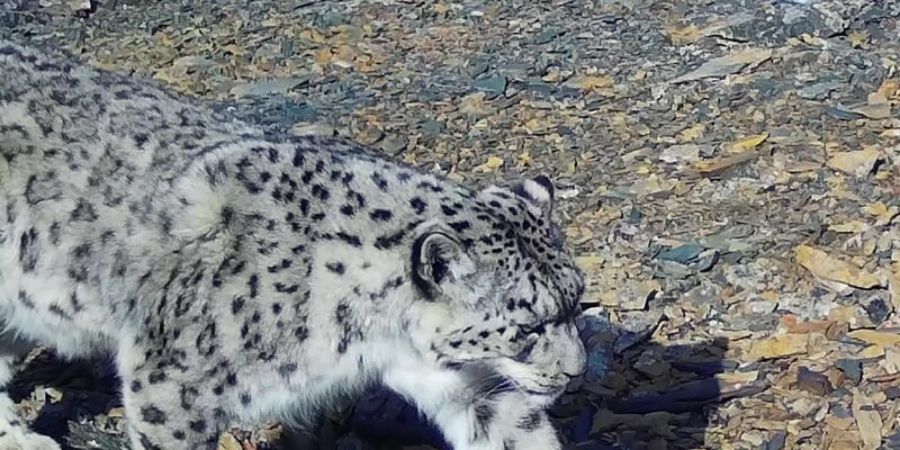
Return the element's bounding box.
[1,0,899,449]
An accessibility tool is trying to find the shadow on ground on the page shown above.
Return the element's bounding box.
[13,333,758,450]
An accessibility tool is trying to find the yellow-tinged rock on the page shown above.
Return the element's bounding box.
[848,31,868,48]
[313,48,333,65]
[743,334,809,362]
[877,79,900,100]
[859,345,885,358]
[569,74,614,91]
[678,124,705,142]
[875,206,900,226]
[852,391,883,450]
[716,370,759,385]
[827,414,860,432]
[431,3,451,13]
[827,438,863,450]
[459,92,495,117]
[218,432,242,450]
[863,202,888,216]
[575,207,623,226]
[795,245,883,289]
[516,151,533,167]
[666,24,702,45]
[475,156,504,172]
[575,254,605,271]
[522,118,544,134]
[728,133,768,154]
[635,164,652,174]
[829,221,870,233]
[848,330,900,347]
[852,95,892,119]
[44,387,63,403]
[884,347,900,374]
[827,149,882,178]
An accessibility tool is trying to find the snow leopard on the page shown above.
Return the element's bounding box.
[0,38,586,450]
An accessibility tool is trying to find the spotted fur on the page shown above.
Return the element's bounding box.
[0,38,586,450]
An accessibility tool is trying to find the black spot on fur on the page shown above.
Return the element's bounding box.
[68,242,93,281]
[141,405,168,424]
[292,148,306,167]
[274,283,299,293]
[48,303,73,320]
[449,221,471,232]
[374,229,406,250]
[139,433,162,450]
[474,403,494,438]
[48,222,61,246]
[409,197,427,214]
[294,326,309,342]
[148,370,167,384]
[311,184,329,200]
[248,274,259,298]
[70,198,98,222]
[336,231,362,247]
[180,386,198,410]
[18,228,39,272]
[370,209,393,221]
[17,290,34,308]
[518,409,543,431]
[371,173,389,191]
[369,276,405,301]
[335,301,362,353]
[189,419,206,433]
[299,198,310,216]
[335,303,350,324]
[278,363,297,378]
[325,262,345,274]
[231,296,245,315]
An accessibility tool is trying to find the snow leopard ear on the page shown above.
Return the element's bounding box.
[511,174,555,214]
[411,230,474,300]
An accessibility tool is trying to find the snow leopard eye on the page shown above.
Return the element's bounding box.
[512,338,537,363]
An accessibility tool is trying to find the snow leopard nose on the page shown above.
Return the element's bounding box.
[558,358,585,380]
[560,335,587,378]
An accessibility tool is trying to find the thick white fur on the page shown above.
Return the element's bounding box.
[0,38,582,450]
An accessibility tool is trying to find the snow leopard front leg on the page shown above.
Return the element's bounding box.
[0,330,62,450]
[116,335,223,450]
[466,391,561,450]
[384,364,560,450]
[434,390,561,450]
